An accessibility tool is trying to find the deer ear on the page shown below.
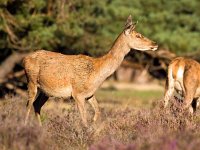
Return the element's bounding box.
[125,15,133,29]
[124,15,135,35]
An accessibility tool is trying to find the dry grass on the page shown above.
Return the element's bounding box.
[0,90,200,150]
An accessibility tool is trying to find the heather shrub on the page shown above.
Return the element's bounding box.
[90,99,200,150]
[45,106,94,150]
[0,96,56,150]
[1,96,200,150]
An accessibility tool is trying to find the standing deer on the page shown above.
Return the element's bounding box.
[164,57,200,113]
[24,15,158,126]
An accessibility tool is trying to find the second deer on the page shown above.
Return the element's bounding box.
[164,57,200,113]
[23,15,158,127]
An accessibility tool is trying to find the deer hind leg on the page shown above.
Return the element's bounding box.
[74,95,88,127]
[164,76,174,108]
[25,82,37,125]
[88,96,100,122]
[183,91,196,114]
[33,92,49,126]
[182,72,197,114]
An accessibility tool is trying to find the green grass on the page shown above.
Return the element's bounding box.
[96,89,163,108]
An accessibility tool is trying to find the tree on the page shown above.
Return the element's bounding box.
[0,0,199,58]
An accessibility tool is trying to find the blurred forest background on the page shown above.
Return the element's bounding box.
[0,0,200,57]
[0,0,200,96]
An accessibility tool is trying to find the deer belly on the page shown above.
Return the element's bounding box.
[40,85,72,98]
[38,76,72,98]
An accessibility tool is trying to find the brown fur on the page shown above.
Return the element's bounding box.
[164,57,200,112]
[24,15,158,126]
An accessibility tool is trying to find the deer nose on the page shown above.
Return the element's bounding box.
[150,42,158,51]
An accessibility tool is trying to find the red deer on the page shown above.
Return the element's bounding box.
[23,15,158,126]
[164,57,200,113]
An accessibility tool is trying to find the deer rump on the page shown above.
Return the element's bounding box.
[167,57,200,106]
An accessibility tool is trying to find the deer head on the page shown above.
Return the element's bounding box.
[124,15,158,51]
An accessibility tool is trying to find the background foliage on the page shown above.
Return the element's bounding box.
[0,0,199,56]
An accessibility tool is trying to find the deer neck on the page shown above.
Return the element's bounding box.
[97,33,130,80]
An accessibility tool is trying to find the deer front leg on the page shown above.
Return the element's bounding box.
[74,95,88,127]
[193,97,200,113]
[88,96,100,122]
[196,97,200,109]
[25,82,37,125]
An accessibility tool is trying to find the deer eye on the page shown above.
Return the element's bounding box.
[136,34,142,38]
